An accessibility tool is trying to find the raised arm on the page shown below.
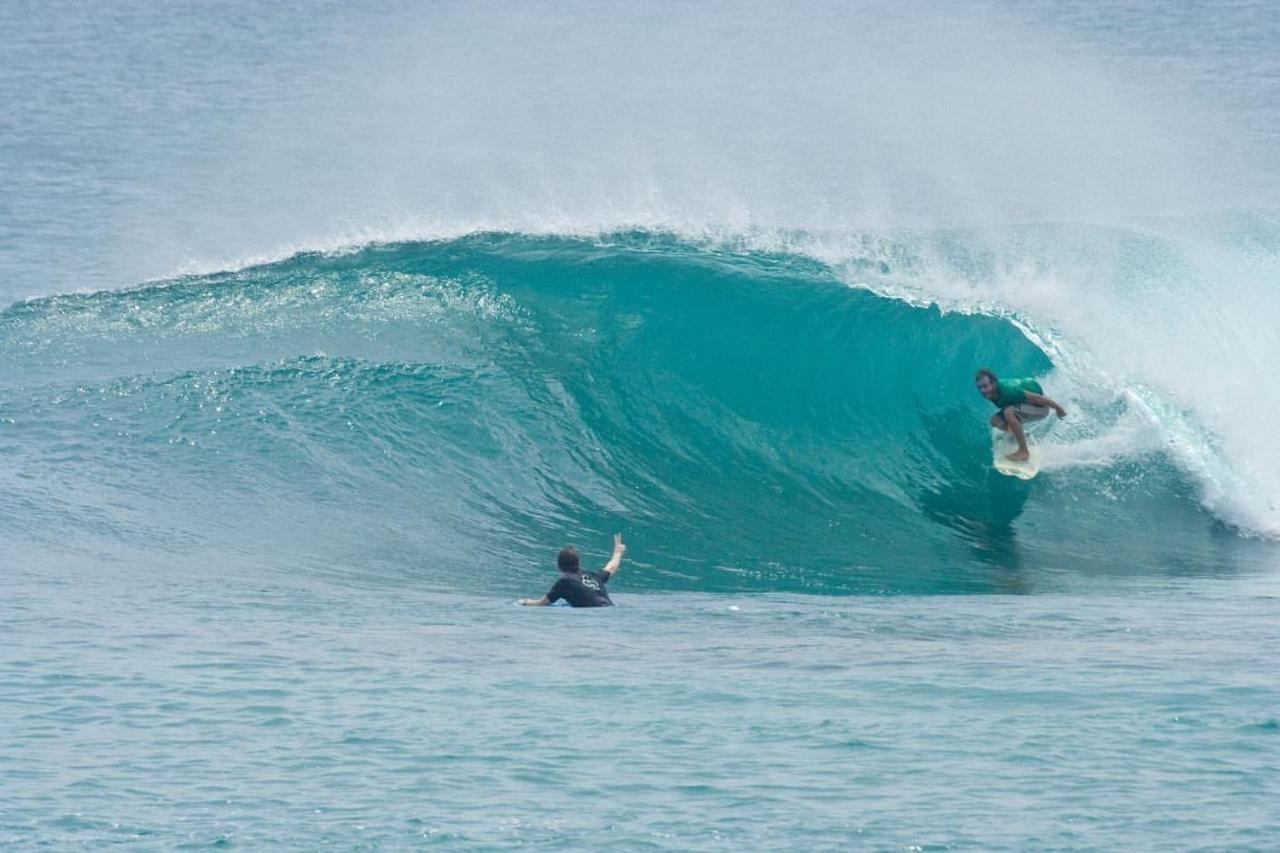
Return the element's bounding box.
[601,533,626,576]
[1024,391,1066,418]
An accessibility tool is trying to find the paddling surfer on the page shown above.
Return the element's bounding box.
[519,534,626,607]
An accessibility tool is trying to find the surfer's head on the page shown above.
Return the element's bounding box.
[975,368,998,400]
[557,545,581,573]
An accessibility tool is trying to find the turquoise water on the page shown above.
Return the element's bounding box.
[5,562,1279,849]
[3,232,1275,592]
[3,1,1280,849]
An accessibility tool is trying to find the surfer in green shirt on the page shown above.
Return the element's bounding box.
[975,368,1066,462]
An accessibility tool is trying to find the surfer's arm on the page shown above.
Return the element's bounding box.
[601,533,626,577]
[519,595,551,606]
[1024,391,1066,417]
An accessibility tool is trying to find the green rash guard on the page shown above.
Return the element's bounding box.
[991,377,1043,409]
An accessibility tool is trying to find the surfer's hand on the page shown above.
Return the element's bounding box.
[613,533,626,557]
[1055,405,1067,418]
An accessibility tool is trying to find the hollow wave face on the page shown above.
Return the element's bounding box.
[6,1,1278,590]
[2,232,1271,593]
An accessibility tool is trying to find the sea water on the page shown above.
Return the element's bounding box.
[2,1,1278,848]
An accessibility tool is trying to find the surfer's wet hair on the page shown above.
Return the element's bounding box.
[557,546,580,573]
[975,368,997,384]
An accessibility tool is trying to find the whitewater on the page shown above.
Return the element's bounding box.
[2,0,1278,848]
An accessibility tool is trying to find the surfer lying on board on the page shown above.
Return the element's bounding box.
[519,533,626,607]
[976,368,1066,462]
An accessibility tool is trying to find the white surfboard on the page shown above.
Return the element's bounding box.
[992,430,1041,479]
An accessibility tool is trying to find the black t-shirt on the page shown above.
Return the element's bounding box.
[546,570,614,607]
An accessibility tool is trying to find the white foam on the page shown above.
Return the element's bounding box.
[801,221,1280,538]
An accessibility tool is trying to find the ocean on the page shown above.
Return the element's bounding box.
[2,1,1278,848]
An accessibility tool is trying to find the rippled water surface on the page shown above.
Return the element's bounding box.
[5,560,1278,849]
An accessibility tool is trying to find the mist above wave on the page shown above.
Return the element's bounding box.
[118,0,1270,281]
